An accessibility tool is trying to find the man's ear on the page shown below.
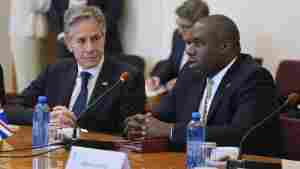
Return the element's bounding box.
[64,33,73,53]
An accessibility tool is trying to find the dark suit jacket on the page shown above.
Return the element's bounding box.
[47,0,123,54]
[150,30,186,84]
[0,65,5,105]
[154,54,282,157]
[22,57,145,133]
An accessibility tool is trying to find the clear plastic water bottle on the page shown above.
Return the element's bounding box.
[186,112,206,169]
[32,96,50,147]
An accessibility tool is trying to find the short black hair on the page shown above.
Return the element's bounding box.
[200,15,240,44]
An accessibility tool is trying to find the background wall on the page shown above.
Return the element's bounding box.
[0,0,13,93]
[121,0,300,76]
[2,0,300,92]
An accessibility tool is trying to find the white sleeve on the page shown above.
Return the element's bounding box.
[68,0,87,8]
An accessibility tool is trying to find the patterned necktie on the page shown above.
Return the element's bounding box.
[203,78,214,124]
[72,71,91,118]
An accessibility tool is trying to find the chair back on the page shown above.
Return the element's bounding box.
[115,54,145,74]
[276,60,300,97]
[280,114,300,160]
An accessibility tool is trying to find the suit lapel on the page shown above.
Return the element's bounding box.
[207,56,244,122]
[60,62,77,106]
[184,75,206,116]
[88,58,117,106]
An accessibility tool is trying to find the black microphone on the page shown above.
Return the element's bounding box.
[65,72,130,149]
[238,93,300,160]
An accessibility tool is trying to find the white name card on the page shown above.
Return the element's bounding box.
[66,146,130,169]
[282,159,300,169]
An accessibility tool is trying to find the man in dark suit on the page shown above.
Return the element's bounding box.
[146,0,209,91]
[125,15,282,157]
[0,65,5,106]
[22,6,145,133]
[47,0,123,58]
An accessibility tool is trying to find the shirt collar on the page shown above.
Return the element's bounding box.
[77,56,104,78]
[209,57,237,84]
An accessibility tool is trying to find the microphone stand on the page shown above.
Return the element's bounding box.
[227,93,300,169]
[238,93,299,159]
[66,73,129,149]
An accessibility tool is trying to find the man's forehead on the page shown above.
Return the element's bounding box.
[176,16,193,25]
[72,31,102,38]
[191,22,211,36]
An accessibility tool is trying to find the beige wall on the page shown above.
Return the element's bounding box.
[0,0,13,93]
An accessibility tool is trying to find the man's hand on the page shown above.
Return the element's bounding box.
[124,113,173,139]
[145,76,161,91]
[50,106,76,128]
[124,113,149,139]
[145,114,174,138]
[166,78,177,91]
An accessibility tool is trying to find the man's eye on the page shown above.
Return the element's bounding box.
[92,35,100,41]
[193,40,205,47]
[77,39,85,44]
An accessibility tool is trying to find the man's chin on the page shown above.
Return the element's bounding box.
[80,62,99,69]
[189,62,206,71]
[188,63,209,76]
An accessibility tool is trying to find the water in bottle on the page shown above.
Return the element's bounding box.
[186,112,206,169]
[32,96,50,147]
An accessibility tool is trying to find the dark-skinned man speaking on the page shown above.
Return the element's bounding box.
[125,15,282,157]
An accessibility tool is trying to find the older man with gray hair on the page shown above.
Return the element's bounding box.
[22,6,145,133]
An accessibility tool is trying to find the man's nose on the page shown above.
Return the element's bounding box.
[183,33,193,42]
[85,40,94,51]
[186,44,195,57]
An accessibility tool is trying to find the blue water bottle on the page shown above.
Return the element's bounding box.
[186,112,206,169]
[32,96,50,147]
[0,108,8,124]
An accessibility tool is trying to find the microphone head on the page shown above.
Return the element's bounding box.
[120,72,129,82]
[287,93,300,107]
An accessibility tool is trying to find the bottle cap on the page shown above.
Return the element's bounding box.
[37,96,48,103]
[192,112,201,119]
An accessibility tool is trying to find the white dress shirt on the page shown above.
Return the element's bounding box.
[179,44,191,70]
[69,57,104,110]
[198,58,237,115]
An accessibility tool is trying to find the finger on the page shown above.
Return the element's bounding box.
[52,105,68,111]
[63,111,77,122]
[54,111,75,128]
[62,117,75,128]
[127,120,145,129]
[124,114,146,124]
[144,113,153,123]
[50,110,61,120]
[134,114,148,123]
[127,129,147,140]
[124,114,138,124]
[50,109,66,121]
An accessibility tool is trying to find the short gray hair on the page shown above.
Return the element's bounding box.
[64,6,106,33]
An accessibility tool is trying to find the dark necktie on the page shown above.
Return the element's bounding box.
[72,71,92,118]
